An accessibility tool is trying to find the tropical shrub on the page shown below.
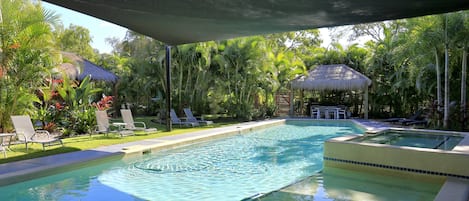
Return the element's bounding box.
[56,76,101,136]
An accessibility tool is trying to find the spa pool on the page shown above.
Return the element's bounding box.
[349,129,464,150]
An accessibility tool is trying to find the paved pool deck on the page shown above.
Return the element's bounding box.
[0,118,467,200]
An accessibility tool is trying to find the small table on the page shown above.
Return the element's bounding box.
[326,107,340,119]
[111,122,134,137]
[112,122,127,131]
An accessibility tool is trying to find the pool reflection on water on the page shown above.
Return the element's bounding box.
[257,167,442,201]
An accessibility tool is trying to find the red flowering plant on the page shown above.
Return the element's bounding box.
[55,76,102,136]
[43,122,57,132]
[55,102,64,110]
[93,95,114,111]
[9,42,21,50]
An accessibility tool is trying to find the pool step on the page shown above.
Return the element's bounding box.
[122,145,152,155]
[434,177,469,201]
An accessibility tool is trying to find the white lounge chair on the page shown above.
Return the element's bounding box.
[170,109,197,127]
[95,110,134,137]
[11,115,63,151]
[120,109,157,134]
[95,110,110,134]
[183,108,213,125]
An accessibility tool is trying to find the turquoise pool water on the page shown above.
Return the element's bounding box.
[0,121,364,200]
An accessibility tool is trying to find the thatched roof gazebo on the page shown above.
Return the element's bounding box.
[53,52,120,116]
[59,52,119,83]
[290,64,372,118]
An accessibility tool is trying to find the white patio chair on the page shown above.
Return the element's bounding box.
[120,109,157,134]
[11,115,63,151]
[311,107,320,119]
[95,110,134,137]
[337,109,347,119]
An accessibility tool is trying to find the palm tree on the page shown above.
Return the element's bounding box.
[171,42,216,113]
[442,12,467,128]
[453,11,468,129]
[403,15,448,127]
[109,31,167,115]
[212,37,276,119]
[0,0,60,131]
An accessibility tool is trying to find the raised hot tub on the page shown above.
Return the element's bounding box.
[324,128,469,180]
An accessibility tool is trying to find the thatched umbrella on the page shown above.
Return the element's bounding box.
[290,64,372,119]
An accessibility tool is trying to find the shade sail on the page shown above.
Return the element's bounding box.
[291,64,371,90]
[43,0,468,45]
[60,52,119,83]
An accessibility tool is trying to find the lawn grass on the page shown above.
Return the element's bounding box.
[0,116,240,164]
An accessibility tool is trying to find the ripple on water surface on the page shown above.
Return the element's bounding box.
[97,121,361,201]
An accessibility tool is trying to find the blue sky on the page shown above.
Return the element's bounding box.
[42,2,128,53]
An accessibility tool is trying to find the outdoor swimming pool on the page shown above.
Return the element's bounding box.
[0,120,364,200]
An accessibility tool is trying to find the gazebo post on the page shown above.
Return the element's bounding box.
[364,86,369,119]
[289,85,294,117]
[299,89,304,116]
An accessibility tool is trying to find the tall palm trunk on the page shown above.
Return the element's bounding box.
[461,45,467,127]
[234,63,239,101]
[178,61,184,110]
[443,15,449,128]
[434,49,442,115]
[184,62,192,104]
[192,68,202,110]
[444,45,449,128]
